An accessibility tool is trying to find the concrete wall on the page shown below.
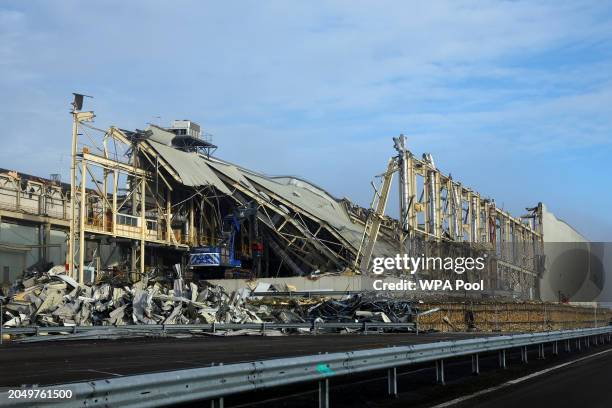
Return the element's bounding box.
[207,275,364,292]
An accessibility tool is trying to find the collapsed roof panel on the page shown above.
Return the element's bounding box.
[234,172,398,258]
[147,140,232,195]
[140,136,400,265]
[206,160,258,193]
[146,125,175,145]
[240,172,353,230]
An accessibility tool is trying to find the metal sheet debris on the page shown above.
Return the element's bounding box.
[2,269,420,340]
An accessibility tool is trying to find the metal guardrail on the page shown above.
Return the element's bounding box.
[1,321,416,337]
[1,326,610,408]
[252,290,365,297]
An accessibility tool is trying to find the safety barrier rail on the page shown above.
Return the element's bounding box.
[1,326,610,408]
[1,321,415,337]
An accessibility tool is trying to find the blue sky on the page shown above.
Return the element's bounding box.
[1,1,611,240]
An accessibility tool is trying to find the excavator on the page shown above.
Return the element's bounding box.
[188,203,261,277]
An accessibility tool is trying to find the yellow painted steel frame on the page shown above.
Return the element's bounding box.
[357,139,543,298]
[67,116,185,283]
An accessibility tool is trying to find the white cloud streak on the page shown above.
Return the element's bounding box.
[0,0,611,239]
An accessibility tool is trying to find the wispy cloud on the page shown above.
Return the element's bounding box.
[1,0,611,239]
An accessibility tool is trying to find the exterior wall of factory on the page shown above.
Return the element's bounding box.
[540,203,606,303]
[0,222,67,285]
[0,168,70,291]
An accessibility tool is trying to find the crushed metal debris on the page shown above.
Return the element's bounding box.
[1,266,419,338]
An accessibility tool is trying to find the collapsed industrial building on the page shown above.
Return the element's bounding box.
[65,105,544,294]
[1,97,607,336]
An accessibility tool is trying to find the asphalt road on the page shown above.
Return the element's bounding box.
[0,332,489,387]
[220,342,612,408]
[4,332,610,408]
[462,347,612,408]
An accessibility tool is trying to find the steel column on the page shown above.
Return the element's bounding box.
[358,158,395,273]
[78,159,87,283]
[68,112,78,278]
[140,176,146,276]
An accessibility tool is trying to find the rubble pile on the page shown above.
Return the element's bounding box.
[305,294,417,323]
[1,267,266,328]
[1,267,419,332]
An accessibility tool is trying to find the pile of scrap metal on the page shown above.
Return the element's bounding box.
[1,266,420,340]
[306,294,417,324]
[246,291,419,326]
[1,266,266,328]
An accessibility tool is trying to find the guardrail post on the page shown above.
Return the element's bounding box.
[435,360,445,385]
[499,349,507,369]
[209,363,224,408]
[212,322,216,333]
[471,354,479,375]
[210,397,224,408]
[553,341,558,355]
[387,367,398,397]
[319,378,329,408]
[565,339,571,352]
[577,338,581,351]
[538,343,545,360]
[521,346,528,363]
[586,336,590,348]
[363,322,368,335]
